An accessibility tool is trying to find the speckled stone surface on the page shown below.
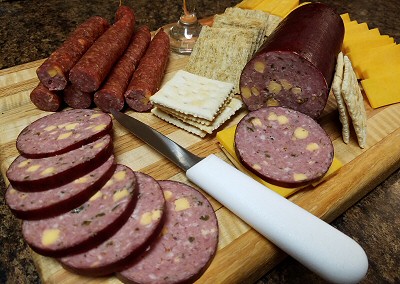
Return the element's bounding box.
[0,0,399,283]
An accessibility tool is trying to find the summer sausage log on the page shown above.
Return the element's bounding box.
[7,135,113,191]
[5,155,116,220]
[63,83,94,109]
[69,6,136,93]
[36,16,109,91]
[21,164,137,257]
[94,25,151,113]
[30,82,63,112]
[124,28,170,112]
[59,172,165,276]
[234,107,334,188]
[239,3,344,119]
[117,180,218,284]
[16,109,112,158]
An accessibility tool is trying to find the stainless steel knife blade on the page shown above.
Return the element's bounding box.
[111,109,368,284]
[111,109,202,171]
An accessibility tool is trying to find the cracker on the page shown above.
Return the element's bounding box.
[213,13,267,51]
[332,52,351,144]
[172,98,243,134]
[151,108,207,138]
[150,70,234,121]
[224,7,270,21]
[185,26,253,93]
[341,55,368,148]
[266,14,282,35]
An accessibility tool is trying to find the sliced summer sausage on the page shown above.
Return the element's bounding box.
[69,6,136,93]
[21,164,137,257]
[36,16,109,91]
[16,109,112,158]
[239,3,344,119]
[7,135,113,191]
[117,180,218,284]
[59,172,165,276]
[5,155,116,220]
[124,28,170,112]
[234,106,334,187]
[30,82,63,112]
[94,25,152,113]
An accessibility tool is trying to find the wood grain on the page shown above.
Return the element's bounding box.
[1,47,400,283]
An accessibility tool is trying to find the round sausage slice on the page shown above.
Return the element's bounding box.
[59,172,165,276]
[7,135,113,191]
[117,180,218,284]
[5,155,116,220]
[21,164,137,257]
[16,109,112,158]
[235,106,334,187]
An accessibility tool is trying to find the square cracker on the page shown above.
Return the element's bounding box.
[151,108,207,138]
[332,52,351,144]
[150,70,234,121]
[152,98,243,136]
[185,26,254,93]
[341,55,368,148]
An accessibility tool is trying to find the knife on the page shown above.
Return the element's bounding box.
[111,109,368,284]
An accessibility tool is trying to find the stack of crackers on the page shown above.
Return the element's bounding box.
[150,70,243,137]
[332,52,367,148]
[185,7,282,93]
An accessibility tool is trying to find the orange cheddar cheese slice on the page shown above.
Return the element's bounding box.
[361,75,400,108]
[358,44,400,78]
[271,0,299,18]
[236,0,264,9]
[341,13,351,23]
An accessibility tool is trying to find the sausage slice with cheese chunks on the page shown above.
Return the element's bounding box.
[5,155,116,220]
[16,109,112,158]
[234,107,334,188]
[59,172,165,277]
[21,164,137,258]
[117,180,218,284]
[6,134,113,191]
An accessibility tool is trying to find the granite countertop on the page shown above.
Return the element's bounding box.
[0,0,399,283]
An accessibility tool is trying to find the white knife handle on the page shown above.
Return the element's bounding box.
[186,155,368,284]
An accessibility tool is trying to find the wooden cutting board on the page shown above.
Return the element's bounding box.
[1,49,400,283]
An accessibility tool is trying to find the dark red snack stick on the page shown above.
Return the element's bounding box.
[69,6,136,93]
[94,25,151,113]
[30,82,63,112]
[63,83,93,109]
[124,28,170,112]
[239,3,344,119]
[36,16,109,91]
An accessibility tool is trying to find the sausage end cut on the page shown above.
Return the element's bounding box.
[239,3,344,119]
